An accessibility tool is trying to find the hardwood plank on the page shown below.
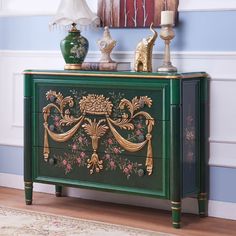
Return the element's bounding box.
[0,187,235,235]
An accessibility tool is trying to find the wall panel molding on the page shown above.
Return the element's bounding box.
[0,0,235,16]
[1,50,236,168]
[12,73,23,128]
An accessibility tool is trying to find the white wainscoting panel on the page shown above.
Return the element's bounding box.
[12,73,23,127]
[0,0,235,16]
[1,173,236,220]
[1,50,236,169]
[0,50,64,146]
[209,142,236,168]
[210,80,236,141]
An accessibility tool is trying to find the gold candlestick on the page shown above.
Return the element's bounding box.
[158,24,177,72]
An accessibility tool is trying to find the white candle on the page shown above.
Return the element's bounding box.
[161,11,174,25]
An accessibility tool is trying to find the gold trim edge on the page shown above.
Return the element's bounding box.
[171,201,181,204]
[23,71,208,80]
[172,222,181,225]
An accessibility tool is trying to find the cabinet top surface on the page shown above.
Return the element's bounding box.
[23,70,208,80]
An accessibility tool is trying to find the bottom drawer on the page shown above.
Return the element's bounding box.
[32,147,169,198]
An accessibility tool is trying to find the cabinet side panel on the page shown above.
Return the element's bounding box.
[200,78,210,193]
[182,80,200,197]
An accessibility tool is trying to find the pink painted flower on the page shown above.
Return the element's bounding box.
[105,153,111,160]
[78,136,83,143]
[108,138,113,145]
[136,123,142,129]
[123,167,129,175]
[80,152,86,158]
[54,116,60,122]
[187,152,194,163]
[186,115,193,125]
[66,163,72,171]
[77,157,81,164]
[113,147,120,154]
[127,163,133,170]
[136,130,142,135]
[54,121,60,127]
[110,160,116,170]
[72,143,78,151]
[62,160,67,165]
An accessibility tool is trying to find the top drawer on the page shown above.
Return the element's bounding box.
[32,75,170,121]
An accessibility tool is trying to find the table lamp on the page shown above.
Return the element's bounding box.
[50,0,100,70]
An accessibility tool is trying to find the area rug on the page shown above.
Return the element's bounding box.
[0,206,174,236]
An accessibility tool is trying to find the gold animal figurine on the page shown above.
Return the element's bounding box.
[134,23,158,72]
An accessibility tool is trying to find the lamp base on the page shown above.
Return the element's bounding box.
[64,64,82,70]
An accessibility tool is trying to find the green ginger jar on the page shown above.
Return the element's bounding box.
[60,24,89,70]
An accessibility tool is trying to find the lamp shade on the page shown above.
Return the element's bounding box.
[51,0,100,27]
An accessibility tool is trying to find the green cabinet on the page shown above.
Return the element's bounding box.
[24,70,209,228]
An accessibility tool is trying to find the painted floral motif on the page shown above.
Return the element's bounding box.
[54,110,147,178]
[47,90,153,179]
[70,44,87,59]
[101,130,144,179]
[184,114,196,165]
[55,129,91,174]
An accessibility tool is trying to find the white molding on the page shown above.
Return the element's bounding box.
[209,155,236,169]
[209,138,236,168]
[210,138,236,145]
[208,200,236,221]
[1,173,236,220]
[0,173,55,194]
[0,0,236,16]
[2,49,236,60]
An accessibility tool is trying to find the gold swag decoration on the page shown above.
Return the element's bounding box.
[43,91,155,175]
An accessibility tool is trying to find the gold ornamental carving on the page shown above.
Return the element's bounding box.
[43,91,155,175]
[79,94,113,115]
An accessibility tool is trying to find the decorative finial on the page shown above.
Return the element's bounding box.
[97,26,117,63]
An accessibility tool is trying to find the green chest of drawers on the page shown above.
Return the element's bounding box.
[24,70,209,228]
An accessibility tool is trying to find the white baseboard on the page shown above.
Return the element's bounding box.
[208,200,236,221]
[0,173,235,220]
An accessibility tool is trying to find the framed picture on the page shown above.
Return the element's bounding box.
[97,0,179,28]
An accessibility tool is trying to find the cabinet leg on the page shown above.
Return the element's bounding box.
[24,181,33,205]
[171,201,181,228]
[55,185,62,197]
[198,193,208,217]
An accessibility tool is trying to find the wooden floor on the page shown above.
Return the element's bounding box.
[0,187,235,236]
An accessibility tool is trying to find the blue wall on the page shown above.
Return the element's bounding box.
[1,11,236,204]
[1,11,236,51]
